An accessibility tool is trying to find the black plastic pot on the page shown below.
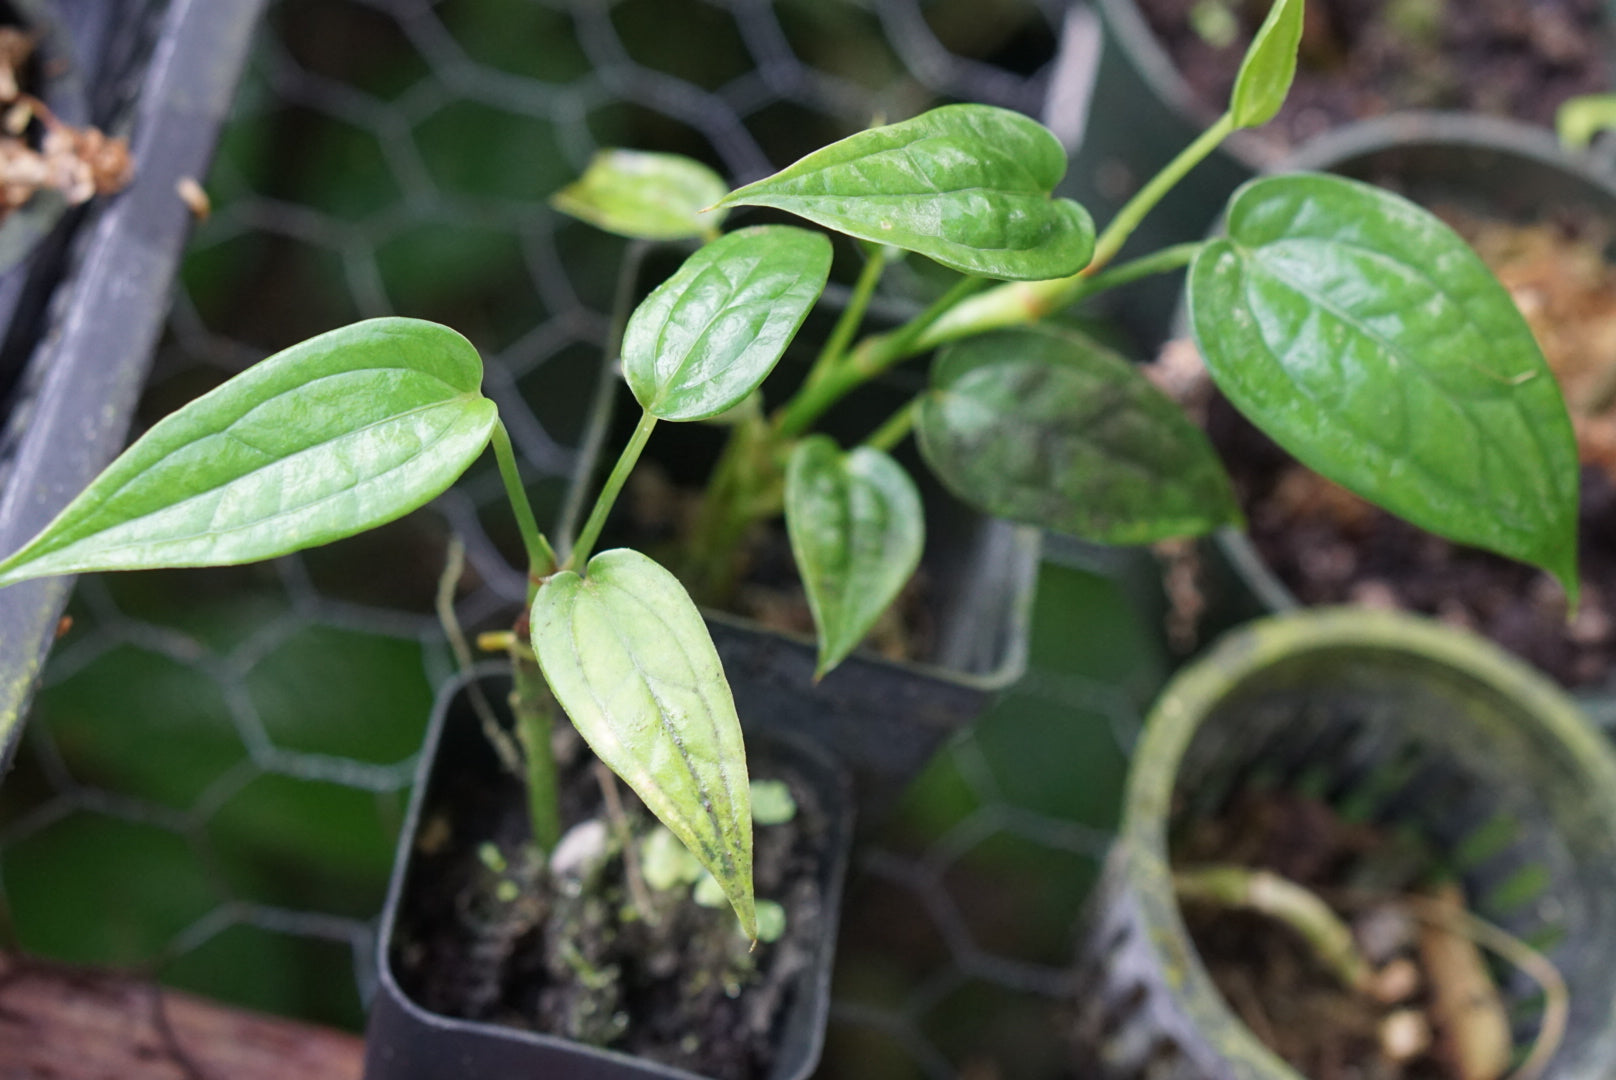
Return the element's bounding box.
[365,667,853,1080]
[0,0,266,770]
[1071,607,1616,1078]
[1198,111,1616,726]
[564,329,1039,823]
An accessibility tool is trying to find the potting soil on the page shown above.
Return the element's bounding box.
[391,727,833,1080]
[1135,0,1609,146]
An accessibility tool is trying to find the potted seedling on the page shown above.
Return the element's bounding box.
[0,0,1584,1073]
[1071,607,1616,1079]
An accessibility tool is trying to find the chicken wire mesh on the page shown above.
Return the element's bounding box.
[0,0,1164,1073]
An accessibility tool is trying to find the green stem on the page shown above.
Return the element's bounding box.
[492,420,557,587]
[1089,112,1235,273]
[802,244,891,392]
[510,642,562,853]
[774,273,983,438]
[567,408,658,572]
[864,396,919,454]
[1175,864,1371,993]
[914,242,1203,353]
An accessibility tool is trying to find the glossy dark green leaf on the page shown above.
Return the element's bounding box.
[550,149,727,240]
[715,104,1094,280]
[1190,173,1580,597]
[623,225,831,421]
[1230,0,1305,129]
[917,327,1240,543]
[785,436,924,678]
[531,549,756,937]
[0,318,497,586]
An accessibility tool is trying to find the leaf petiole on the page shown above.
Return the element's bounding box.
[802,244,892,393]
[492,419,557,588]
[566,407,659,572]
[913,242,1206,354]
[863,396,919,454]
[775,273,983,438]
[1090,113,1236,274]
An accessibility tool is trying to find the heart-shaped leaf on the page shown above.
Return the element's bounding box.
[531,548,756,938]
[551,149,728,240]
[0,318,497,586]
[1190,173,1580,598]
[624,225,832,421]
[715,104,1094,281]
[1230,0,1305,129]
[785,436,924,678]
[917,327,1240,542]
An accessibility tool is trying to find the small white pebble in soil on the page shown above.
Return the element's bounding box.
[1436,598,1479,633]
[1369,957,1421,1005]
[550,820,610,883]
[1379,1008,1432,1063]
[1297,541,1357,587]
[1354,904,1417,964]
[1569,592,1611,645]
[1349,579,1401,611]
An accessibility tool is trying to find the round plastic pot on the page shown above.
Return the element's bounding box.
[1070,607,1616,1078]
[563,271,1040,822]
[365,667,853,1080]
[1200,111,1616,725]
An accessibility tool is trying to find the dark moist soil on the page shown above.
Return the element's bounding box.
[1135,0,1610,147]
[1202,207,1616,691]
[1176,791,1496,1080]
[392,722,834,1080]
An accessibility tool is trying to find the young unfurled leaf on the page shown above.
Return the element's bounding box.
[715,104,1094,281]
[550,149,728,240]
[1189,174,1580,598]
[917,327,1240,542]
[785,436,924,679]
[1229,0,1304,129]
[623,225,832,421]
[531,549,756,938]
[0,318,497,586]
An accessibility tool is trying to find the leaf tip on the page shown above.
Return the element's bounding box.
[1551,556,1580,618]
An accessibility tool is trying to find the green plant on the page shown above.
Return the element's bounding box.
[0,0,1579,943]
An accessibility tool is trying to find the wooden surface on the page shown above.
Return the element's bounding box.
[0,952,365,1080]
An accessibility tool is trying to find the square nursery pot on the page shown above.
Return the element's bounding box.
[560,250,1040,822]
[1071,608,1616,1079]
[366,667,854,1080]
[0,0,265,769]
[1198,112,1616,729]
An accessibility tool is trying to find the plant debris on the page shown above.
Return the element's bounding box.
[0,28,132,220]
[1175,792,1564,1080]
